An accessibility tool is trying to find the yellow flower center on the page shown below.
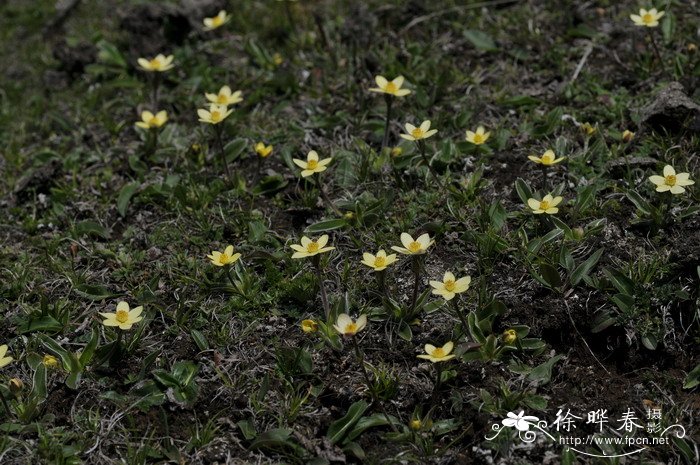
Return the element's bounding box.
[217,94,228,104]
[408,241,422,253]
[542,153,554,163]
[432,348,445,358]
[307,241,320,253]
[539,200,550,210]
[307,159,318,170]
[411,128,424,138]
[210,110,222,122]
[212,16,224,27]
[345,323,357,334]
[149,59,161,69]
[116,309,129,323]
[642,13,654,24]
[148,117,159,126]
[443,280,456,292]
[384,82,397,94]
[374,256,386,268]
[473,134,485,144]
[665,174,676,186]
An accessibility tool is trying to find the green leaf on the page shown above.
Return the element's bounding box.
[237,419,256,440]
[190,329,209,351]
[304,219,347,233]
[79,327,100,367]
[117,182,139,217]
[224,138,248,163]
[347,413,398,441]
[591,312,617,333]
[463,29,498,52]
[514,178,533,205]
[539,263,562,289]
[17,315,63,334]
[74,221,110,239]
[570,248,603,286]
[641,335,658,350]
[499,95,540,108]
[603,268,634,295]
[253,175,288,196]
[249,428,295,451]
[74,283,121,301]
[528,354,564,385]
[32,364,48,401]
[683,363,700,389]
[611,293,634,313]
[626,190,652,215]
[327,400,368,444]
[397,320,412,341]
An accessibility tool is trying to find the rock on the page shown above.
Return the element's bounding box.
[638,82,700,133]
[52,39,97,76]
[605,156,658,178]
[118,4,191,59]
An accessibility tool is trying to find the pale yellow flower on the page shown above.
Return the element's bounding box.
[527,194,563,215]
[197,104,233,125]
[292,150,332,177]
[630,8,665,27]
[417,342,455,363]
[207,245,242,266]
[99,301,143,330]
[255,142,273,158]
[0,345,13,369]
[528,149,565,166]
[400,120,438,141]
[135,110,168,129]
[429,272,471,301]
[391,233,434,255]
[622,130,635,143]
[581,122,596,135]
[465,126,490,145]
[203,10,231,31]
[301,319,318,333]
[205,86,243,106]
[137,54,175,72]
[369,75,411,97]
[361,250,398,272]
[333,313,367,336]
[648,165,694,194]
[42,354,60,369]
[290,235,335,259]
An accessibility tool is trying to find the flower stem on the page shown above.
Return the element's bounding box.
[410,256,421,315]
[647,30,668,78]
[376,270,388,299]
[429,363,443,404]
[381,94,393,154]
[0,390,12,418]
[315,175,342,217]
[313,256,331,320]
[351,337,399,433]
[214,125,231,181]
[540,165,548,192]
[451,298,469,340]
[151,73,160,109]
[418,141,444,189]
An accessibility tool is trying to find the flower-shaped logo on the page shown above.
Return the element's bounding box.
[502,411,539,432]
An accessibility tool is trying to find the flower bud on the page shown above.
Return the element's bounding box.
[502,329,518,345]
[622,130,635,143]
[301,319,318,333]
